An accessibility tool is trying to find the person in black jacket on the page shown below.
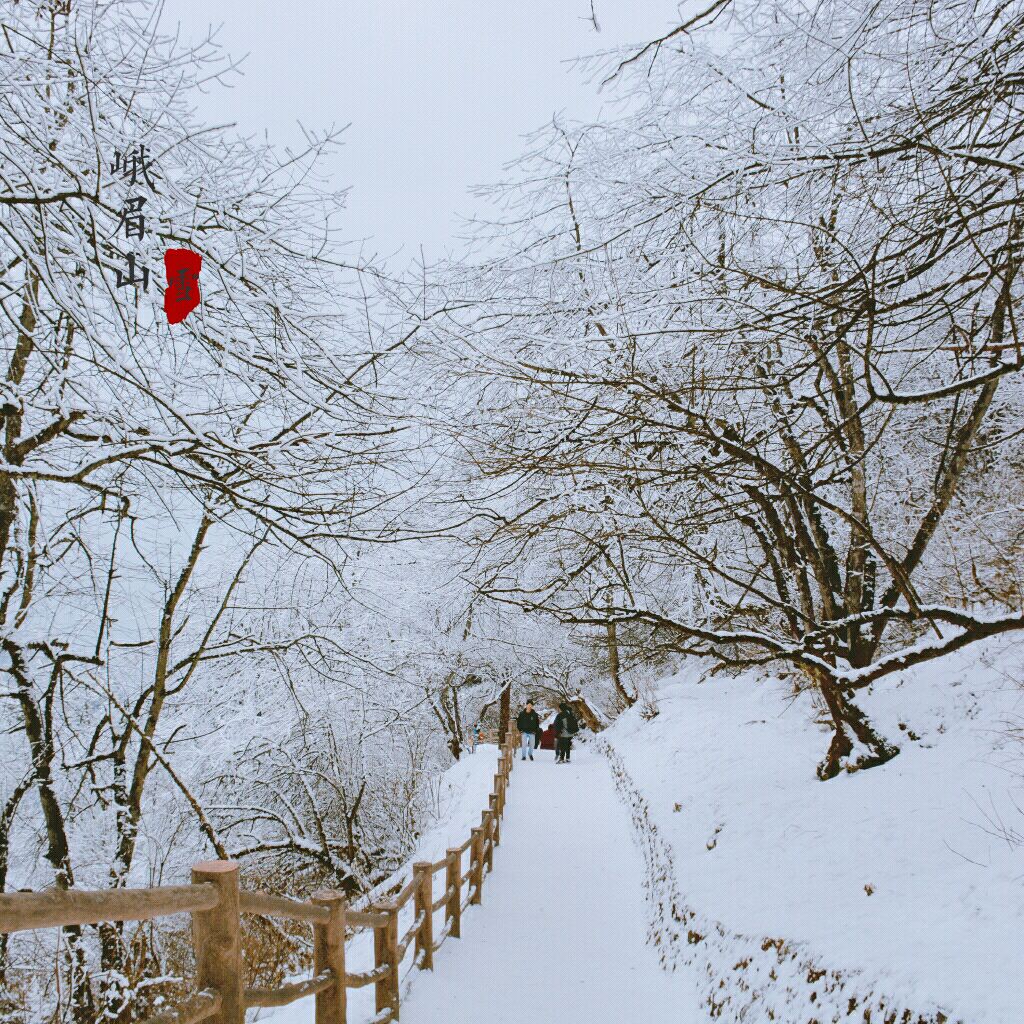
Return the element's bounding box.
[515,701,541,761]
[553,702,579,763]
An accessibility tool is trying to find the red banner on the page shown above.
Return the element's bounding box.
[163,248,202,324]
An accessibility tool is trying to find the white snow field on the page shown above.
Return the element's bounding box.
[399,743,700,1024]
[605,638,1024,1022]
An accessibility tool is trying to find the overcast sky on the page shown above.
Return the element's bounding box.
[175,1,681,263]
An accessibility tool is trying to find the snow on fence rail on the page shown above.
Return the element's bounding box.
[0,729,520,1024]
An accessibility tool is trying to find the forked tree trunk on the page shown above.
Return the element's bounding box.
[815,673,899,781]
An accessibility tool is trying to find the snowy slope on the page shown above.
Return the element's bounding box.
[356,743,503,907]
[603,636,1024,1022]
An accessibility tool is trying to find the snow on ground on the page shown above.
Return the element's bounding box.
[255,743,502,1024]
[257,740,705,1024]
[401,744,700,1023]
[603,635,1024,1022]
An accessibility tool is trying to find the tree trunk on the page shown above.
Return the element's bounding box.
[497,682,511,740]
[816,676,899,781]
[3,643,95,1022]
[606,621,634,707]
[0,777,31,1006]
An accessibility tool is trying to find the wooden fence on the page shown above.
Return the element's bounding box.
[0,729,520,1024]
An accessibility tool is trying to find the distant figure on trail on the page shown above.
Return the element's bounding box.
[516,700,541,761]
[554,702,579,764]
[468,722,483,753]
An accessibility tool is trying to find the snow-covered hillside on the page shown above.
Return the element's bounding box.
[602,638,1024,1022]
[355,742,503,908]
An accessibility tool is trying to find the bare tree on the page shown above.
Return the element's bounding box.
[422,0,1024,778]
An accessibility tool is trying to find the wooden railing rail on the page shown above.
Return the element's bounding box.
[393,879,417,910]
[244,972,333,1008]
[0,883,219,932]
[348,908,389,929]
[146,989,221,1024]
[239,889,331,924]
[344,965,389,990]
[0,728,521,1024]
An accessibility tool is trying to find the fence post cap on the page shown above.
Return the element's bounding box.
[311,889,347,904]
[192,859,239,874]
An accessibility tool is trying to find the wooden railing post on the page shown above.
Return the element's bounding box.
[469,827,483,905]
[190,861,243,1024]
[412,863,434,971]
[312,890,347,1024]
[489,794,501,846]
[481,810,494,872]
[373,902,400,1021]
[445,848,461,939]
[505,728,517,766]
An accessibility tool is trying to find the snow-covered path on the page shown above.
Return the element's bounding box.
[400,744,699,1024]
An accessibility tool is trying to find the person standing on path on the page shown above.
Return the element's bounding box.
[516,701,541,760]
[554,702,579,763]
